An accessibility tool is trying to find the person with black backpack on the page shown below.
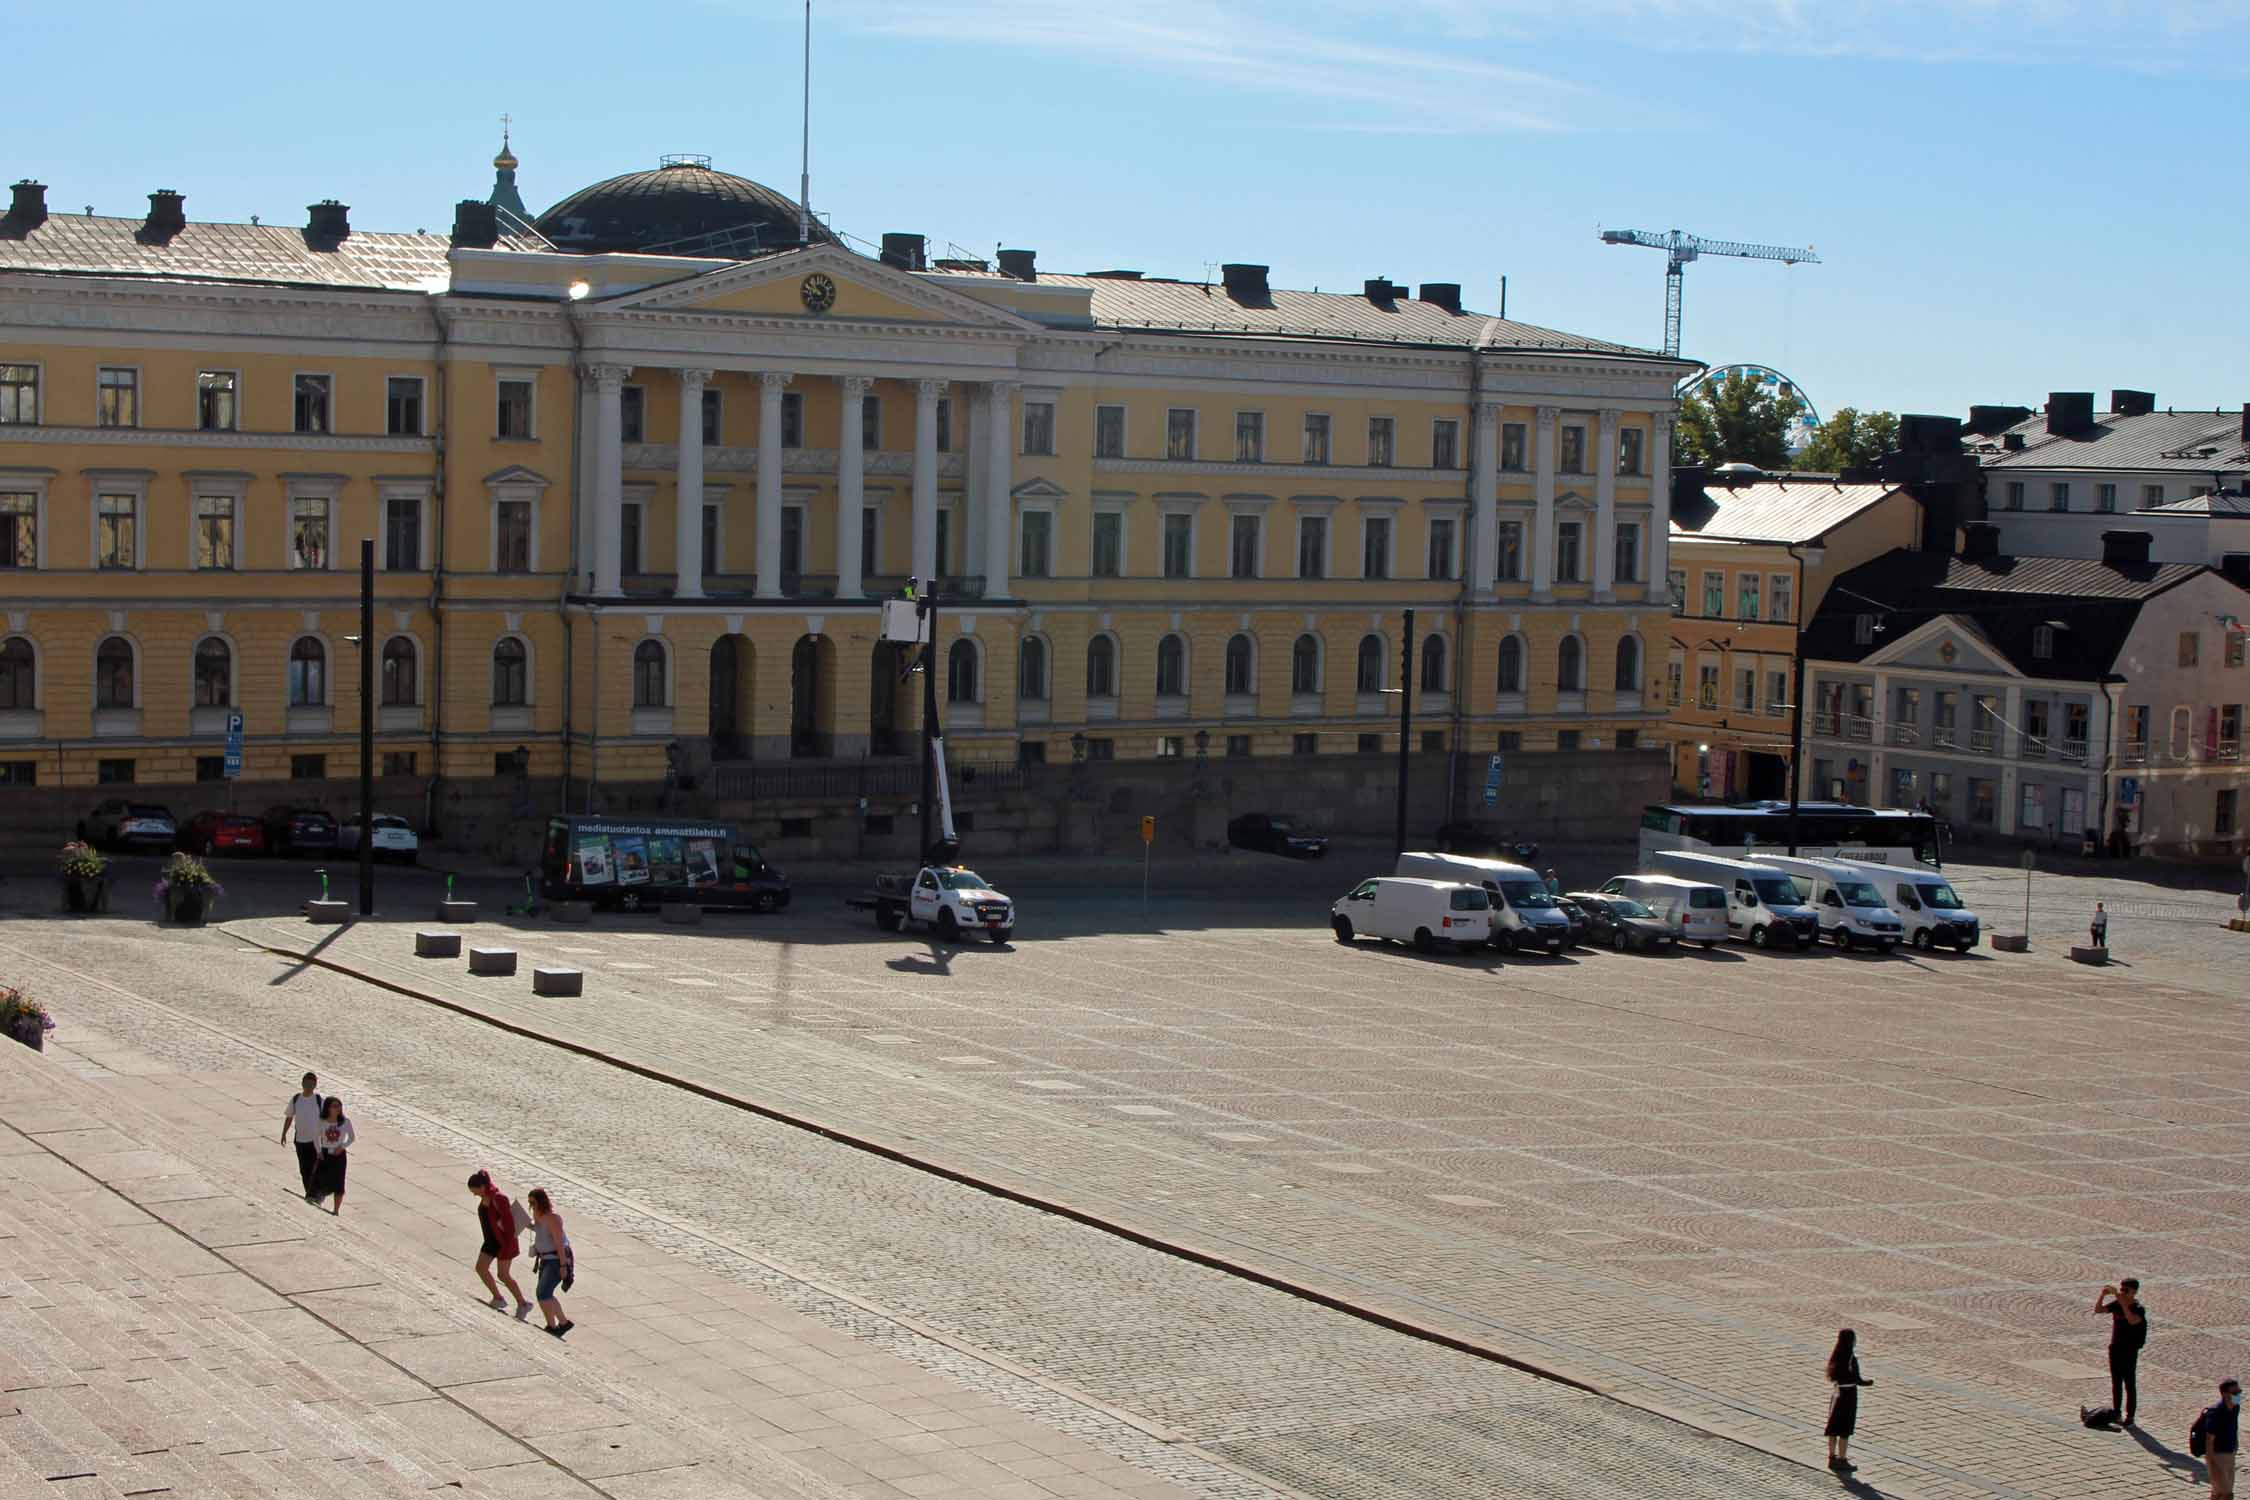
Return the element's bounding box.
[2192,1379,2240,1500]
[2095,1278,2149,1427]
[278,1072,324,1200]
[467,1170,530,1318]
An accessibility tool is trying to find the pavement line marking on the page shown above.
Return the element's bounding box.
[1428,1193,1498,1207]
[1208,1131,1271,1143]
[609,962,654,971]
[1312,1162,1380,1175]
[1111,1105,1174,1117]
[938,1056,995,1065]
[2014,1358,2108,1380]
[865,1035,915,1045]
[1022,1080,1083,1091]
[668,978,719,988]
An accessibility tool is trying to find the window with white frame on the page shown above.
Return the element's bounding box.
[935,398,953,452]
[287,637,327,707]
[384,493,423,571]
[380,637,417,706]
[1297,514,1328,579]
[1421,634,1448,692]
[290,494,331,570]
[701,388,722,445]
[95,492,138,570]
[193,637,231,707]
[1496,635,1524,694]
[1355,634,1385,693]
[1614,521,1640,583]
[1019,509,1052,578]
[2143,483,2165,507]
[1555,520,1583,582]
[1361,515,1391,579]
[96,367,139,428]
[1302,413,1331,465]
[1022,400,1056,456]
[1094,404,1125,458]
[1018,636,1049,701]
[1614,635,1641,692]
[1229,512,1260,578]
[1431,419,1459,470]
[1427,515,1456,580]
[1155,634,1186,697]
[496,377,534,439]
[293,374,332,434]
[620,502,644,577]
[1500,422,1526,470]
[193,490,236,569]
[2096,483,2117,513]
[1162,512,1194,578]
[95,636,134,709]
[1770,571,1793,622]
[1290,634,1321,694]
[494,494,533,573]
[1367,416,1394,467]
[633,641,668,708]
[1496,520,1523,581]
[2003,480,2024,510]
[947,639,980,703]
[0,364,38,424]
[1701,570,1725,616]
[2049,481,2070,512]
[1166,408,1196,460]
[0,492,36,569]
[1090,510,1123,577]
[491,637,529,705]
[1224,634,1254,695]
[1738,572,1761,620]
[1235,411,1264,463]
[780,391,804,448]
[1618,427,1644,476]
[1556,635,1584,691]
[196,370,237,431]
[1086,635,1118,697]
[385,376,423,436]
[1559,424,1587,473]
[861,394,882,450]
[620,385,647,444]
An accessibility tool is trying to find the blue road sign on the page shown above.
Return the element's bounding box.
[223,711,244,779]
[2119,776,2140,807]
[1483,752,1504,806]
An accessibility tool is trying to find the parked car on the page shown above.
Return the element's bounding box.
[1227,813,1329,859]
[336,813,419,863]
[262,805,340,856]
[179,810,267,857]
[79,799,177,852]
[1552,894,1591,947]
[1393,851,1571,953]
[1564,891,1677,953]
[1330,877,1492,954]
[1600,874,1731,949]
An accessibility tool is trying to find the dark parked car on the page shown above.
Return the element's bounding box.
[1552,894,1591,947]
[180,810,267,857]
[262,805,339,856]
[78,799,177,851]
[1226,813,1329,859]
[1564,891,1678,954]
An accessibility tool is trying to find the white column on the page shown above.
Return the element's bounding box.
[1470,401,1499,593]
[673,368,711,599]
[836,375,870,599]
[1594,407,1620,601]
[965,389,991,587]
[1531,405,1558,600]
[575,379,599,590]
[755,371,791,599]
[983,381,1015,598]
[911,378,943,585]
[1647,413,1673,598]
[586,363,628,595]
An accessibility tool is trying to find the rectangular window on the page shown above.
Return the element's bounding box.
[1735,667,1756,712]
[1970,778,1995,824]
[1431,419,1459,470]
[290,496,330,570]
[1233,410,1264,463]
[1020,510,1052,578]
[1156,735,1186,758]
[1367,416,1394,467]
[1162,513,1193,579]
[1496,731,1522,752]
[935,398,952,452]
[292,754,327,781]
[620,501,649,575]
[701,503,721,577]
[382,751,418,776]
[195,756,225,783]
[2219,788,2240,838]
[0,364,37,424]
[1666,657,1683,705]
[1091,512,1123,577]
[1230,513,1260,578]
[293,374,332,434]
[2228,630,2246,669]
[1698,664,1720,709]
[1022,400,1056,456]
[1298,515,1327,579]
[1560,424,1587,473]
[1614,522,1639,583]
[1302,413,1331,465]
[2019,780,2048,833]
[194,493,235,569]
[1767,670,1789,715]
[385,376,423,436]
[1084,736,1114,761]
[1702,570,1725,616]
[1616,729,1639,749]
[1149,407,1193,462]
[496,378,533,439]
[1500,422,1527,470]
[1428,516,1456,580]
[0,760,34,787]
[96,493,137,570]
[196,370,237,431]
[0,492,34,569]
[2049,481,2070,512]
[780,506,803,589]
[935,508,952,578]
[860,507,879,579]
[619,385,645,444]
[1770,572,1793,622]
[1556,729,1582,751]
[1361,516,1391,579]
[384,496,422,571]
[1094,404,1124,458]
[97,758,135,785]
[495,499,531,573]
[2181,631,2201,667]
[780,391,805,448]
[1668,567,1686,612]
[2097,483,2117,513]
[1618,427,1644,476]
[1738,573,1761,620]
[1555,521,1582,582]
[1293,732,1318,756]
[1357,733,1383,753]
[1226,734,1252,758]
[2003,480,2024,510]
[96,367,139,428]
[701,388,722,445]
[1497,521,1523,581]
[2143,483,2165,507]
[861,394,881,450]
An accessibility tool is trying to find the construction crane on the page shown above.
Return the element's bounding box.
[1599,227,1819,359]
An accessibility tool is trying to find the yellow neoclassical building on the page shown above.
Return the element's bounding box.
[0,150,1691,818]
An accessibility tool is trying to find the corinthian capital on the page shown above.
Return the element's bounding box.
[1536,405,1559,429]
[676,367,715,392]
[581,362,631,391]
[840,374,874,399]
[759,370,795,394]
[916,378,947,403]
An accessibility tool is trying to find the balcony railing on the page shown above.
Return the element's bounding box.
[2121,739,2148,765]
[1887,722,1920,747]
[1812,712,1840,736]
[1970,729,1998,753]
[2058,737,2089,764]
[1842,715,1874,743]
[2019,734,2047,760]
[1932,727,1959,750]
[2218,737,2243,763]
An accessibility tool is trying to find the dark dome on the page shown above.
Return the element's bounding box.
[535,155,834,257]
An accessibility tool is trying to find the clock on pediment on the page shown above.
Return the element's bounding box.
[1938,640,1958,665]
[799,273,837,313]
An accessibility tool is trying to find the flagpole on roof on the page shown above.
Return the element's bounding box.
[798,0,813,246]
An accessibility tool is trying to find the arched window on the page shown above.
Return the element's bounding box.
[1420,634,1447,693]
[1155,634,1186,697]
[193,637,231,707]
[492,637,528,706]
[1614,634,1641,692]
[1086,635,1117,698]
[1355,634,1386,693]
[380,636,417,706]
[1017,635,1048,701]
[0,636,33,710]
[1496,635,1524,694]
[287,637,325,707]
[1557,634,1584,692]
[1224,633,1254,696]
[947,638,979,703]
[1290,633,1322,695]
[96,636,135,709]
[632,640,667,708]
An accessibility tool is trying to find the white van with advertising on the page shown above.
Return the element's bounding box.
[1394,852,1571,953]
[1648,850,1822,949]
[1331,877,1493,954]
[1821,858,1981,952]
[1763,855,1905,952]
[1599,874,1730,948]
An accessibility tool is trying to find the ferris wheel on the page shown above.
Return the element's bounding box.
[1679,363,1822,452]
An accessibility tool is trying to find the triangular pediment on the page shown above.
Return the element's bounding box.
[594,244,1039,331]
[482,464,551,488]
[1556,489,1595,510]
[1863,614,2019,677]
[1011,477,1070,500]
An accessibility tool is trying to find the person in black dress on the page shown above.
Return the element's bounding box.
[1826,1327,1874,1472]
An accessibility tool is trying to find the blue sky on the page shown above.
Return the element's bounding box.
[14,1,2246,419]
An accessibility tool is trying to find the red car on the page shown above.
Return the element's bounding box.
[180,810,267,856]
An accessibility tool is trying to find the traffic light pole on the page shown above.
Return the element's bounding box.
[358,538,375,915]
[1395,608,1414,860]
[918,587,940,863]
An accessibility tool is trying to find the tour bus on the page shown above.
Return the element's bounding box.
[539,816,790,912]
[1638,802,1942,868]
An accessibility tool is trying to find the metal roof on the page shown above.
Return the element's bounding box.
[1965,407,2250,473]
[1922,552,2203,599]
[2140,490,2250,516]
[0,212,538,293]
[1669,476,1904,545]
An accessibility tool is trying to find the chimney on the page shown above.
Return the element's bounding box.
[995,247,1036,281]
[880,232,927,271]
[2240,402,2249,446]
[1959,522,2002,562]
[1417,282,1462,314]
[2002,432,2026,451]
[137,188,186,244]
[1965,404,2032,435]
[305,199,350,247]
[932,257,988,273]
[2110,389,2156,417]
[2044,391,2095,436]
[1220,263,1269,301]
[2100,529,2153,568]
[1363,277,1398,304]
[449,199,499,250]
[1895,414,1961,456]
[1,179,46,237]
[2218,552,2250,587]
[1085,268,1142,279]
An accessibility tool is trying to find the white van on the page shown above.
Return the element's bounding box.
[1649,850,1822,949]
[1599,874,1729,948]
[1331,877,1493,954]
[1820,858,1981,952]
[1763,856,1905,952]
[1394,852,1572,953]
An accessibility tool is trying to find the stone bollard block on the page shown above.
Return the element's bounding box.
[306,900,350,925]
[467,946,517,976]
[532,967,583,997]
[414,931,461,959]
[660,903,703,926]
[2069,945,2109,965]
[1990,933,2030,953]
[437,900,478,923]
[550,900,593,924]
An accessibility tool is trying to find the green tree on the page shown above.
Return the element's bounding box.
[1677,370,1800,469]
[1794,408,1900,473]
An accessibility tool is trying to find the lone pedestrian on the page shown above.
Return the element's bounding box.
[2091,901,2110,948]
[467,1170,530,1318]
[2094,1278,2148,1426]
[1824,1327,1873,1472]
[525,1187,574,1339]
[311,1095,353,1215]
[2193,1379,2241,1500]
[278,1071,323,1200]
[1543,868,1561,896]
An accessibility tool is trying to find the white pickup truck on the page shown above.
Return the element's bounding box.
[872,865,1015,944]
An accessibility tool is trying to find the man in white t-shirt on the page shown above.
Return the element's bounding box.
[278,1072,323,1201]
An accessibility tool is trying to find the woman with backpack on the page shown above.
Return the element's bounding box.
[526,1187,575,1339]
[467,1170,530,1317]
[1825,1328,1874,1472]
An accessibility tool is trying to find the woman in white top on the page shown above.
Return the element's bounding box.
[311,1095,354,1214]
[526,1187,575,1338]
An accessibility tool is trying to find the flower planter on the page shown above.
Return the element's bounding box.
[6,1017,44,1052]
[166,888,212,926]
[62,875,108,914]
